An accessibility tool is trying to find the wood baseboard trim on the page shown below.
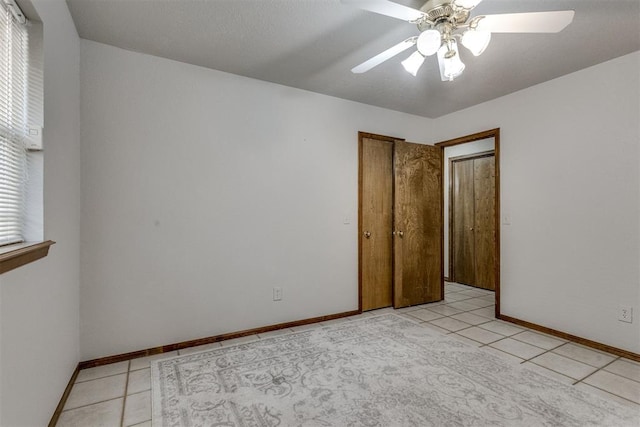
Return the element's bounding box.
[79,309,361,370]
[499,314,640,362]
[48,363,80,427]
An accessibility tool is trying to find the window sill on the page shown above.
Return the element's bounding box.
[0,240,55,275]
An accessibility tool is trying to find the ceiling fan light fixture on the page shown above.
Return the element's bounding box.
[401,50,425,76]
[461,29,491,56]
[345,0,575,83]
[437,40,465,81]
[454,0,483,9]
[416,29,441,57]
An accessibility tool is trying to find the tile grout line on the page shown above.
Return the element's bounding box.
[420,289,639,390]
[574,380,640,406]
[448,319,495,335]
[425,290,640,406]
[408,299,493,325]
[59,396,124,414]
[403,290,496,340]
[521,354,640,405]
[572,357,621,386]
[471,328,568,365]
[515,340,602,381]
[74,362,130,384]
[120,360,131,427]
[67,284,640,424]
[423,285,639,394]
[517,341,568,365]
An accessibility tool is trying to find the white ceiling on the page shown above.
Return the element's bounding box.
[65,0,640,118]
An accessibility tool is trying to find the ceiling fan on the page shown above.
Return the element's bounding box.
[344,0,575,81]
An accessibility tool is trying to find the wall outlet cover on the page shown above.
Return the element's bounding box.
[618,305,633,323]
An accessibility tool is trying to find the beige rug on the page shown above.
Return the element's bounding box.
[152,314,639,426]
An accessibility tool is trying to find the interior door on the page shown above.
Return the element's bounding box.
[360,137,393,310]
[393,141,443,308]
[452,159,476,285]
[473,156,496,290]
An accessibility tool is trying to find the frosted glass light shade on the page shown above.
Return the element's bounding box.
[462,29,491,56]
[416,30,441,56]
[437,40,465,81]
[455,0,483,9]
[401,51,425,76]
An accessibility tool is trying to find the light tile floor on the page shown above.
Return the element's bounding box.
[56,282,640,426]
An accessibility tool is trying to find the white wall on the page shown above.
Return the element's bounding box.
[79,40,639,358]
[0,0,80,425]
[430,51,640,353]
[443,138,495,278]
[79,40,434,360]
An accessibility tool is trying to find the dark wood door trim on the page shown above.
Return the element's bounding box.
[358,132,404,312]
[449,151,495,284]
[449,150,495,163]
[435,128,501,318]
[435,128,499,147]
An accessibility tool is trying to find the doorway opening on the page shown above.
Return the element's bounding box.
[436,129,500,317]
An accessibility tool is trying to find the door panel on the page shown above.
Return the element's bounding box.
[361,137,393,310]
[393,141,443,308]
[474,156,496,290]
[452,160,475,285]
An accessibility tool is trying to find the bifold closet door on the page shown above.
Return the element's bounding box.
[393,141,443,308]
[473,156,496,290]
[452,159,475,285]
[360,137,393,311]
[452,154,496,290]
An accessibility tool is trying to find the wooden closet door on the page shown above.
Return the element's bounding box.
[393,141,443,308]
[360,137,393,310]
[451,154,496,290]
[452,159,476,286]
[473,156,496,290]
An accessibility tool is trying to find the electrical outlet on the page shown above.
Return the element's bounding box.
[618,305,633,323]
[273,287,282,301]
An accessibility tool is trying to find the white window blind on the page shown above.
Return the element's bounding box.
[0,1,29,246]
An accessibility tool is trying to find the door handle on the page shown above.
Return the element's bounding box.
[396,230,404,238]
[363,231,371,238]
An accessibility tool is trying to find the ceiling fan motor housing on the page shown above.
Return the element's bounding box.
[418,0,470,29]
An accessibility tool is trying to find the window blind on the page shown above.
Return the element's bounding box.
[0,2,29,246]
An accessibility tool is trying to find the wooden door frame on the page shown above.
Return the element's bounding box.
[358,132,404,312]
[448,150,495,284]
[435,128,501,318]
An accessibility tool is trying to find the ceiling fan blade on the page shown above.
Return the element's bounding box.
[476,10,575,33]
[342,0,425,22]
[351,38,417,74]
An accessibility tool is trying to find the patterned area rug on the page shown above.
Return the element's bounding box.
[151,314,639,426]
